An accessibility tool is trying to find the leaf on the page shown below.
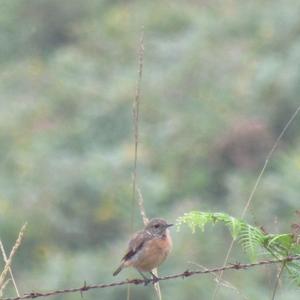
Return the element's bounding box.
[238,224,264,261]
[177,211,300,285]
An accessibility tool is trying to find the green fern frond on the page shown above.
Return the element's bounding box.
[177,211,300,285]
[177,211,265,259]
[238,223,264,260]
[265,234,294,256]
[286,263,300,286]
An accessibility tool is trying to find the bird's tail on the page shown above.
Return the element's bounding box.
[113,263,124,276]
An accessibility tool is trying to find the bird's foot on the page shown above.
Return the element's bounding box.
[150,271,159,284]
[138,271,151,286]
[143,278,152,286]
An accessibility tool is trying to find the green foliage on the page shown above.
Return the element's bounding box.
[177,211,300,284]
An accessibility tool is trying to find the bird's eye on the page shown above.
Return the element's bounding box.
[154,224,160,228]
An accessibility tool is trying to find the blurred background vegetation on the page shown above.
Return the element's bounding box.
[0,0,300,299]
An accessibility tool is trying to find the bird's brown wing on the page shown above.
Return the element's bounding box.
[122,230,151,262]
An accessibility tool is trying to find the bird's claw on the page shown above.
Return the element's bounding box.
[152,276,159,284]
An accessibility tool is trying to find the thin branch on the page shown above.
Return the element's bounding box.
[2,256,299,300]
[212,105,300,299]
[0,223,27,291]
[241,105,300,218]
[271,261,286,300]
[0,240,20,296]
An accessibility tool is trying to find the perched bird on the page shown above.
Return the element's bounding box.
[113,218,173,283]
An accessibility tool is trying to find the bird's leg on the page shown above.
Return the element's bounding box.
[149,271,159,283]
[138,271,151,286]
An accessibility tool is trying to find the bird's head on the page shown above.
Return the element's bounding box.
[145,218,173,236]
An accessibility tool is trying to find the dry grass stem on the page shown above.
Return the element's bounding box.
[271,261,285,300]
[136,187,149,225]
[0,240,20,296]
[128,26,145,300]
[136,187,161,299]
[130,26,145,231]
[0,279,11,297]
[0,223,27,294]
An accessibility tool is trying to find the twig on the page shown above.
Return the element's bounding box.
[212,105,300,299]
[0,223,27,292]
[271,261,286,300]
[2,256,299,300]
[241,105,300,218]
[0,240,20,296]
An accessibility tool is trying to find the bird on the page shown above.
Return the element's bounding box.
[113,218,173,284]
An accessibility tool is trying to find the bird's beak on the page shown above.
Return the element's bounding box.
[166,223,173,228]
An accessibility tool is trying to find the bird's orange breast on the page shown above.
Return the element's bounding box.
[132,231,172,272]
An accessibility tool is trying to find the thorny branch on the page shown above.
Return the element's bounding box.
[2,255,300,300]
